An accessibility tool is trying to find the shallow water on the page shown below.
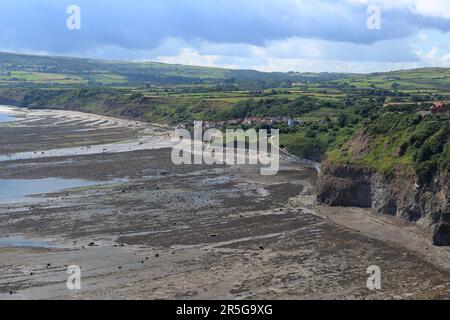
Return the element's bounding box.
[0,178,100,202]
[0,235,62,248]
[0,112,15,122]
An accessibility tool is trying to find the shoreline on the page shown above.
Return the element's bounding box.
[0,106,449,299]
[0,105,172,130]
[1,105,446,252]
[0,104,175,161]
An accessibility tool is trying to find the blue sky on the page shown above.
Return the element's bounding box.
[1,0,449,73]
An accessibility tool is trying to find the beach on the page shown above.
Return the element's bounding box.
[0,106,449,300]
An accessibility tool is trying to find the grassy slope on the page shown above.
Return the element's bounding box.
[326,113,450,182]
[340,68,450,92]
[0,52,353,88]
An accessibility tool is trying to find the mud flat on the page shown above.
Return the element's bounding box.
[0,107,449,300]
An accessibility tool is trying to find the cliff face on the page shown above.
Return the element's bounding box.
[317,161,450,245]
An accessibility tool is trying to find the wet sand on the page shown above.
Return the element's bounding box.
[0,106,449,300]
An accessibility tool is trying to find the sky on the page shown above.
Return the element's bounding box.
[0,0,449,73]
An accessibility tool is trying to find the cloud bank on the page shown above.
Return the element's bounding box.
[0,0,449,72]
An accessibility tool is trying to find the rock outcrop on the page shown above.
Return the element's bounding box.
[317,161,450,245]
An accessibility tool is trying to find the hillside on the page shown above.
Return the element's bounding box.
[327,113,450,181]
[0,52,352,89]
[342,68,450,92]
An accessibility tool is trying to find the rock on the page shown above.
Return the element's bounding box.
[433,223,450,246]
[317,160,450,246]
[316,162,373,208]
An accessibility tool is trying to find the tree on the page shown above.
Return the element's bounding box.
[337,113,349,127]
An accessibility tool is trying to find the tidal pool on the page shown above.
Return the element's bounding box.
[0,235,62,249]
[0,178,100,202]
[0,112,16,122]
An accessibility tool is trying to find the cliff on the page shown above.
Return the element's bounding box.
[317,162,449,245]
[317,114,450,245]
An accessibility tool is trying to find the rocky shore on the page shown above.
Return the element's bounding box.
[1,106,449,299]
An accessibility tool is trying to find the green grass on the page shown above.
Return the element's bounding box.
[326,113,450,181]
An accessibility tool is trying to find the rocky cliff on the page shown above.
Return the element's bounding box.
[317,161,450,245]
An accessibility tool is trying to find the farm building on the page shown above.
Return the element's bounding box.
[430,101,450,114]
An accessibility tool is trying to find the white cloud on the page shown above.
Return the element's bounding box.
[249,57,421,73]
[418,46,450,66]
[151,37,425,73]
[414,0,450,19]
[150,35,420,72]
[417,33,428,42]
[156,48,218,67]
[347,0,450,19]
[156,48,238,69]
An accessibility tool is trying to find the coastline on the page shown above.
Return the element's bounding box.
[0,107,449,299]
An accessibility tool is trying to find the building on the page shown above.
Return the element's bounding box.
[175,123,187,130]
[430,101,450,114]
[287,118,304,127]
[270,117,280,125]
[417,110,431,117]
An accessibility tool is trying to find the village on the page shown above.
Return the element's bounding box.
[177,101,450,131]
[418,101,450,117]
[176,116,305,130]
[430,101,450,115]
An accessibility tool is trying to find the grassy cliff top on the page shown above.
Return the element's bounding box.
[327,113,450,182]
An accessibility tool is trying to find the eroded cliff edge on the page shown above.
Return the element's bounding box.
[316,114,450,246]
[317,162,449,245]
